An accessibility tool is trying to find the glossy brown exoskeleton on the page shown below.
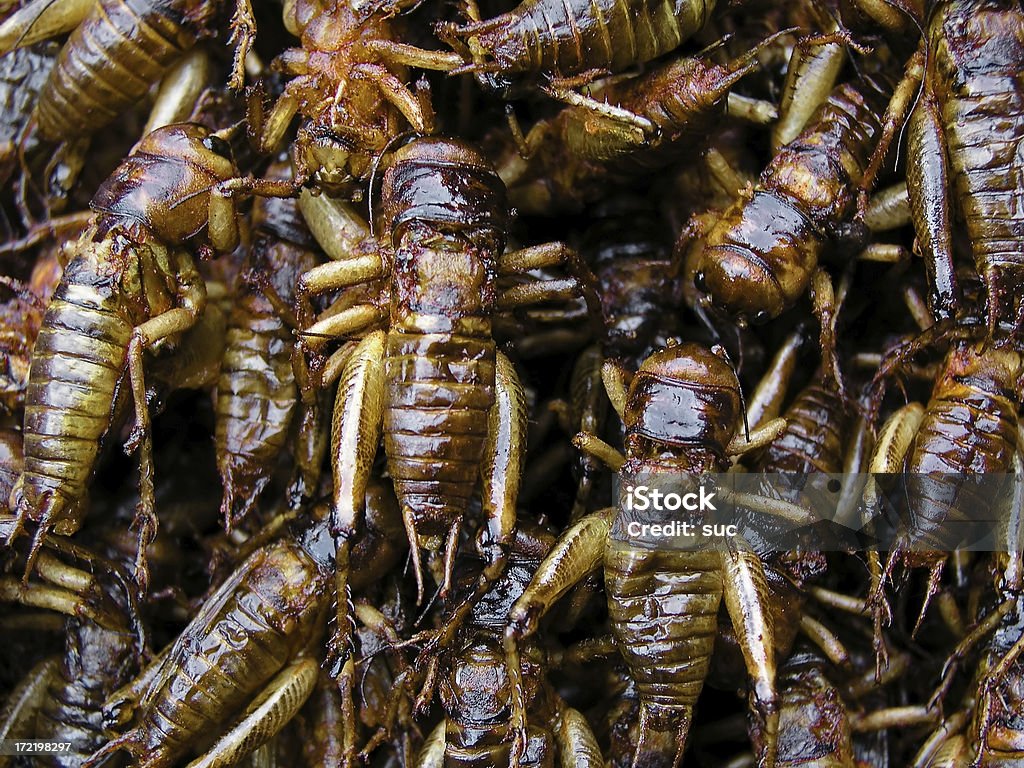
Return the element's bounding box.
[7,123,244,588]
[506,343,790,768]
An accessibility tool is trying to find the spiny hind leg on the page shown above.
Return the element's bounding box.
[125,306,204,592]
[864,403,925,670]
[810,268,844,398]
[326,330,386,732]
[497,242,605,334]
[974,630,1024,766]
[504,507,616,765]
[228,0,256,90]
[721,542,778,767]
[186,657,319,768]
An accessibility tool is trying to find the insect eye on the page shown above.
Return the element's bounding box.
[203,136,232,159]
[693,270,708,294]
[752,310,771,325]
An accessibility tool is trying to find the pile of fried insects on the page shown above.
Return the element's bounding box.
[1,0,1023,765]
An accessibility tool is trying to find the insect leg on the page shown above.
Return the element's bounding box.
[504,507,614,764]
[0,657,58,744]
[864,182,912,232]
[725,418,788,457]
[747,329,805,429]
[0,575,109,626]
[553,699,603,767]
[810,269,843,396]
[363,39,463,71]
[798,615,850,667]
[328,331,386,683]
[123,259,206,593]
[184,657,319,768]
[0,0,93,54]
[249,92,300,156]
[600,359,631,421]
[906,74,961,323]
[497,242,605,333]
[573,432,625,472]
[974,630,1024,766]
[772,30,846,153]
[297,192,371,262]
[414,720,446,768]
[477,351,527,586]
[862,402,924,670]
[143,48,213,135]
[228,0,256,91]
[720,542,778,768]
[858,46,925,212]
[351,63,433,134]
[726,93,778,125]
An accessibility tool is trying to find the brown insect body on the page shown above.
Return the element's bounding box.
[449,0,717,95]
[422,525,601,768]
[216,163,320,526]
[376,139,508,568]
[264,0,457,188]
[769,652,856,767]
[503,44,769,213]
[584,197,677,362]
[35,0,220,143]
[604,345,745,764]
[689,79,885,322]
[901,340,1022,555]
[915,0,1024,331]
[970,603,1024,764]
[93,535,332,768]
[34,599,138,766]
[9,123,236,572]
[87,488,405,768]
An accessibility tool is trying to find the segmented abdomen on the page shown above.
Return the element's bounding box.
[383,326,494,534]
[697,81,884,318]
[35,0,198,142]
[937,1,1024,295]
[215,290,299,520]
[19,271,132,524]
[128,541,328,768]
[478,0,715,77]
[604,545,722,710]
[905,396,1018,548]
[35,620,136,767]
[760,382,847,475]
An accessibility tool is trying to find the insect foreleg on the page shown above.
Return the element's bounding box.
[721,542,778,768]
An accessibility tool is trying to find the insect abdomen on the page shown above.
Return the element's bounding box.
[128,542,327,767]
[36,620,136,766]
[937,0,1024,311]
[761,382,847,474]
[35,0,198,142]
[604,546,722,706]
[18,273,131,525]
[383,329,495,531]
[215,291,299,518]
[479,0,714,77]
